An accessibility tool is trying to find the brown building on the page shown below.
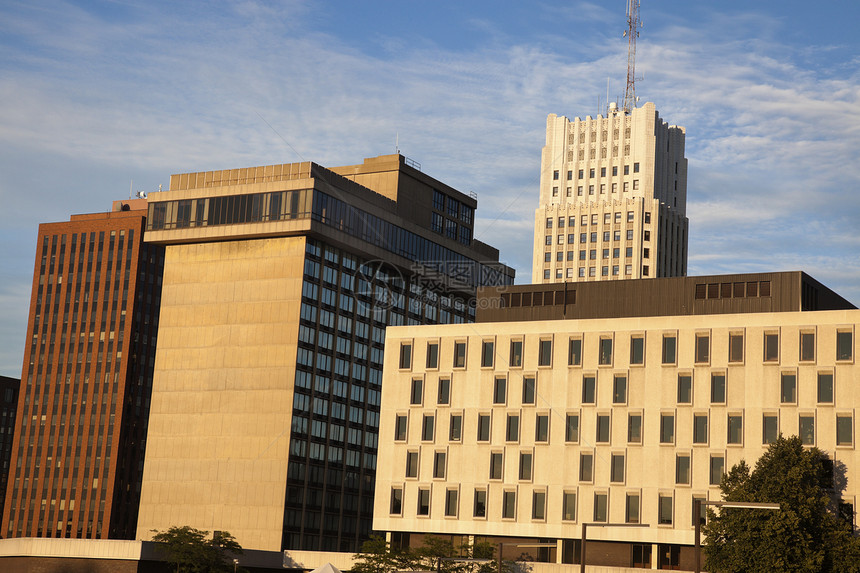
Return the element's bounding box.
[3,200,163,540]
[0,375,20,532]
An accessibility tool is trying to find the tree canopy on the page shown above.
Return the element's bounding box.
[352,535,500,573]
[703,435,860,572]
[151,526,243,573]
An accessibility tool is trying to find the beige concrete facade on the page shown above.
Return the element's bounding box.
[375,308,858,568]
[136,236,305,551]
[534,103,688,283]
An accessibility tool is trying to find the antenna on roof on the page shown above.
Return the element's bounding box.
[623,0,642,114]
[395,133,400,155]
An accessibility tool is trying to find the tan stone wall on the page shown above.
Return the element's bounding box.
[136,236,306,551]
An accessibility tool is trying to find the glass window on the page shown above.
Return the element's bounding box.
[449,414,462,441]
[444,489,458,517]
[477,414,490,441]
[437,378,450,405]
[694,415,708,444]
[569,338,582,366]
[676,455,691,485]
[538,339,553,366]
[410,379,423,405]
[580,453,593,482]
[426,342,439,368]
[489,452,503,479]
[502,491,517,519]
[836,331,853,361]
[417,489,430,515]
[582,376,596,404]
[817,373,834,403]
[837,416,853,446]
[395,415,408,441]
[390,487,403,514]
[613,375,627,404]
[677,374,692,404]
[599,337,613,365]
[406,451,419,478]
[662,335,677,364]
[695,334,710,363]
[566,414,580,442]
[399,342,412,369]
[563,492,577,521]
[532,491,546,520]
[593,493,608,522]
[453,342,466,368]
[519,452,533,480]
[628,414,642,443]
[610,454,625,483]
[481,340,494,367]
[780,373,796,403]
[710,456,724,485]
[711,374,726,404]
[434,451,446,478]
[630,336,645,365]
[493,377,507,404]
[626,493,640,523]
[522,377,536,405]
[596,415,611,443]
[535,414,549,442]
[764,333,779,362]
[422,414,435,441]
[763,415,778,444]
[510,340,523,367]
[727,415,743,444]
[658,495,673,525]
[506,414,520,441]
[729,333,744,363]
[800,416,815,445]
[800,332,815,362]
[473,490,487,518]
[660,414,675,444]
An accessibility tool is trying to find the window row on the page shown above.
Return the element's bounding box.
[545,210,647,229]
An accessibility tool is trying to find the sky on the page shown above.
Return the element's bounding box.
[1,0,859,377]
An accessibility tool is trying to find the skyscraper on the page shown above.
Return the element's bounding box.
[135,154,513,552]
[0,375,20,532]
[533,102,688,283]
[3,201,163,540]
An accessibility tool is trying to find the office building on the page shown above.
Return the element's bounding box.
[0,376,20,532]
[135,154,514,552]
[3,201,164,540]
[533,102,688,283]
[374,272,857,570]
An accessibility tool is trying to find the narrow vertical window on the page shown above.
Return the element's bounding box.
[506,415,519,442]
[399,342,412,369]
[569,338,582,366]
[800,416,815,445]
[593,493,608,522]
[566,414,580,442]
[626,493,640,524]
[449,414,462,441]
[522,377,536,405]
[502,491,517,519]
[580,453,593,482]
[660,414,675,444]
[836,416,853,446]
[817,373,834,403]
[538,339,553,366]
[421,414,435,441]
[582,376,596,404]
[676,455,691,485]
[630,336,645,365]
[764,333,779,362]
[780,373,796,403]
[599,337,613,365]
[532,491,546,520]
[493,377,507,404]
[453,342,466,368]
[762,415,778,444]
[695,334,710,363]
[613,375,627,404]
[535,414,549,442]
[836,331,853,361]
[481,340,494,367]
[489,452,503,479]
[729,333,744,363]
[444,489,458,517]
[390,487,403,514]
[677,374,692,404]
[662,335,677,364]
[596,414,611,443]
[433,451,447,478]
[727,415,743,445]
[417,489,430,516]
[710,456,725,485]
[395,415,408,441]
[477,414,491,441]
[628,414,642,443]
[800,332,815,362]
[437,378,450,405]
[658,495,673,525]
[473,490,487,518]
[610,454,625,483]
[426,342,439,369]
[711,373,726,404]
[693,415,708,444]
[563,492,577,521]
[410,379,423,405]
[510,340,523,367]
[519,452,533,480]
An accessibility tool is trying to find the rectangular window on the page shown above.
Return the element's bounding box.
[454,341,466,368]
[710,456,725,485]
[502,491,517,519]
[764,333,779,362]
[800,415,815,445]
[662,335,677,364]
[395,415,408,441]
[658,495,673,525]
[477,414,491,441]
[836,416,853,446]
[763,415,778,444]
[410,379,423,405]
[437,378,450,405]
[538,339,553,366]
[630,336,645,365]
[800,332,815,362]
[836,331,853,361]
[481,340,494,367]
[711,373,726,404]
[580,453,594,482]
[490,452,504,479]
[426,342,439,368]
[563,492,577,521]
[519,452,533,480]
[593,493,608,522]
[626,493,640,524]
[535,414,549,442]
[695,334,710,363]
[676,455,691,485]
[677,374,692,404]
[473,490,487,518]
[729,333,744,363]
[628,414,642,443]
[727,415,743,445]
[522,377,536,405]
[449,414,462,441]
[493,377,507,404]
[390,487,403,514]
[817,373,834,403]
[780,373,797,403]
[569,338,582,366]
[506,415,520,441]
[399,342,412,369]
[532,491,546,520]
[445,489,458,517]
[566,414,580,442]
[660,414,675,444]
[610,454,625,483]
[406,451,419,478]
[599,337,613,365]
[613,375,627,404]
[596,414,611,443]
[694,415,708,444]
[434,451,447,478]
[582,376,596,404]
[417,489,430,516]
[510,340,523,367]
[422,414,435,441]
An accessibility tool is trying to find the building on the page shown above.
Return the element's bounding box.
[134,154,514,553]
[3,201,164,540]
[533,102,688,283]
[0,376,20,532]
[374,272,858,570]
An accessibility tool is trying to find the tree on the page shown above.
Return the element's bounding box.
[352,535,499,573]
[151,526,243,573]
[703,435,860,572]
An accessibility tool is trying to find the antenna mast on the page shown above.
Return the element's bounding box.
[623,0,641,113]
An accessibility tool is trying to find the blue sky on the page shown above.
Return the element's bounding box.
[1,0,859,376]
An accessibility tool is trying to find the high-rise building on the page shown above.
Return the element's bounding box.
[3,201,164,540]
[374,272,858,570]
[135,154,513,552]
[0,376,20,532]
[533,102,688,283]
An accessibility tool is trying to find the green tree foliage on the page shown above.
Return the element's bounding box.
[352,535,500,573]
[151,526,243,573]
[703,435,860,572]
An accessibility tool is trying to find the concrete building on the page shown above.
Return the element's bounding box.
[135,154,513,553]
[533,102,688,284]
[3,201,164,540]
[374,272,857,570]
